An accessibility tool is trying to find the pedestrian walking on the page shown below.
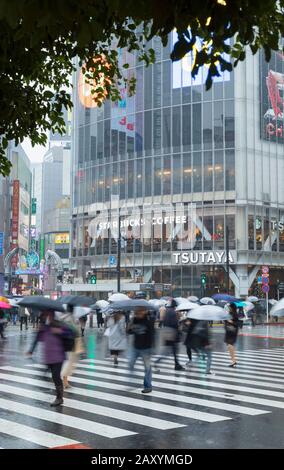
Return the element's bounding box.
[187,319,213,374]
[105,312,127,365]
[127,308,155,393]
[154,299,185,371]
[29,307,40,329]
[79,314,88,336]
[19,306,29,331]
[27,310,75,406]
[183,317,200,366]
[10,306,18,325]
[224,302,239,367]
[0,309,7,339]
[96,308,104,330]
[61,311,84,389]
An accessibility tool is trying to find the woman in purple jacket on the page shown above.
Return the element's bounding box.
[27,310,69,406]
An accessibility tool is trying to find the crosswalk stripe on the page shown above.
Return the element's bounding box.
[66,361,284,391]
[0,417,80,448]
[5,362,284,402]
[0,382,184,431]
[0,370,265,417]
[0,368,230,423]
[213,352,284,362]
[4,364,284,414]
[0,396,135,439]
[79,358,284,385]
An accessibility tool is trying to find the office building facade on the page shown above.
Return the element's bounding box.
[70,38,284,298]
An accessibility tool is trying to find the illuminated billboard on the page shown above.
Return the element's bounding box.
[260,48,284,143]
[172,30,230,88]
[54,233,70,244]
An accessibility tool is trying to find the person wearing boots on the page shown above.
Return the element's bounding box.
[27,310,69,406]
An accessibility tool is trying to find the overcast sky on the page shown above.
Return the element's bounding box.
[22,137,49,163]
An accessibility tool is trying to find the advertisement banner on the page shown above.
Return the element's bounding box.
[11,180,20,268]
[260,47,284,143]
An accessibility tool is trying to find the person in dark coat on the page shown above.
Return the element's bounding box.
[188,319,212,374]
[96,309,104,330]
[19,306,29,331]
[128,308,155,393]
[224,302,239,367]
[154,299,185,371]
[27,310,71,406]
[183,317,200,365]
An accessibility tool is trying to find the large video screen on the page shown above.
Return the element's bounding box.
[172,30,230,88]
[260,48,284,143]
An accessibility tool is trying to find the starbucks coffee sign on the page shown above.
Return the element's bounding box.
[173,251,234,265]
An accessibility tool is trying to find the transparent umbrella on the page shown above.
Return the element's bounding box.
[188,296,199,302]
[270,298,284,317]
[108,293,129,302]
[176,301,199,312]
[187,305,230,321]
[200,297,216,305]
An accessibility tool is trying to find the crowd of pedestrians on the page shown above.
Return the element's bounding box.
[0,295,241,406]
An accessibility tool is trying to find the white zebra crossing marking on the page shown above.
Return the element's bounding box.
[0,382,184,431]
[0,417,80,448]
[0,397,135,439]
[0,370,266,417]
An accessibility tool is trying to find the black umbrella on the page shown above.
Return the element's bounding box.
[59,295,96,307]
[104,299,157,313]
[18,296,66,312]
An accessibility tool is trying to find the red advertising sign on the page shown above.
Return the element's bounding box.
[11,180,20,266]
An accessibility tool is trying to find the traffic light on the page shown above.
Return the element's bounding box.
[89,275,97,285]
[201,273,207,286]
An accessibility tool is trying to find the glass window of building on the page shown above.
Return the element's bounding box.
[97,121,104,159]
[162,61,171,107]
[225,100,235,147]
[204,151,213,192]
[182,105,191,152]
[154,157,162,196]
[119,162,125,200]
[136,159,143,198]
[203,102,213,150]
[214,214,225,250]
[163,156,171,195]
[144,158,152,197]
[203,215,213,249]
[104,119,111,159]
[153,62,162,108]
[127,160,134,199]
[193,152,202,192]
[192,103,202,150]
[214,101,224,149]
[144,66,152,110]
[248,214,254,250]
[135,112,143,156]
[172,106,181,153]
[183,153,192,193]
[163,107,171,154]
[214,151,224,191]
[144,110,152,156]
[153,109,162,154]
[225,149,235,191]
[255,214,263,250]
[173,154,181,194]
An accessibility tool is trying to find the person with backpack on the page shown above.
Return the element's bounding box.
[26,310,75,406]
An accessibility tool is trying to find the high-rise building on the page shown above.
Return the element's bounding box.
[69,38,284,298]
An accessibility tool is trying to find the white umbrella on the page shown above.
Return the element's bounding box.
[243,301,255,312]
[73,306,91,320]
[176,301,199,312]
[8,298,22,307]
[269,299,277,305]
[200,297,216,305]
[247,296,259,302]
[187,305,230,321]
[95,300,109,309]
[188,296,199,302]
[149,299,167,308]
[108,293,129,302]
[174,297,188,305]
[270,298,284,317]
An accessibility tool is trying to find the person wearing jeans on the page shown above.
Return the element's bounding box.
[127,308,155,393]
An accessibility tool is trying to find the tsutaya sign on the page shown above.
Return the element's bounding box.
[173,251,234,265]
